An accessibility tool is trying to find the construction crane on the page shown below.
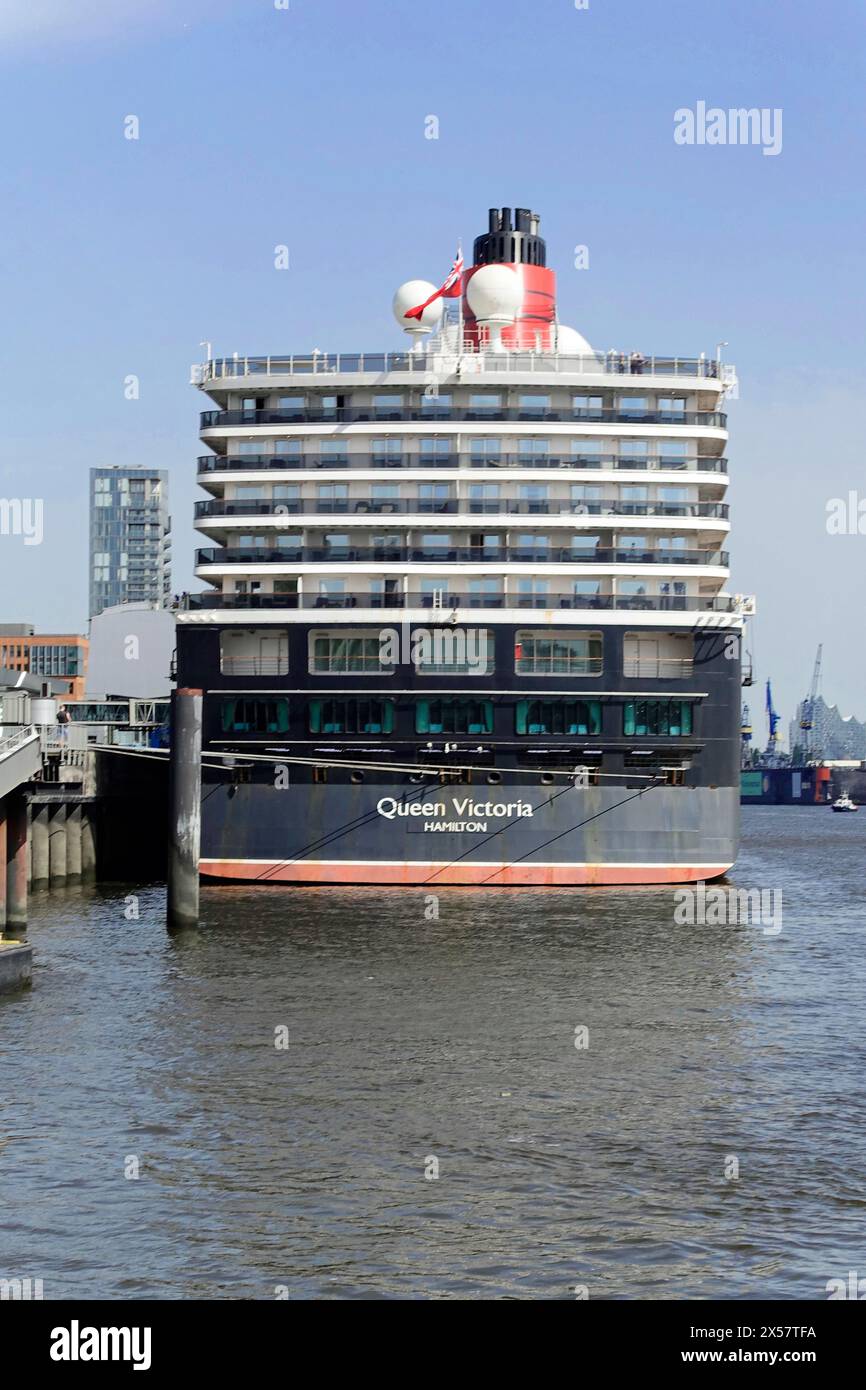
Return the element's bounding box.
[740,702,753,766]
[765,680,781,762]
[799,644,823,760]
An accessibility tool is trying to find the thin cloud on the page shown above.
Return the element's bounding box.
[0,0,218,46]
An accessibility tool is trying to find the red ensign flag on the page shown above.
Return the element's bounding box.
[403,250,464,321]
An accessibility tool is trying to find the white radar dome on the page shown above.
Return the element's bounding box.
[392,280,444,334]
[466,264,522,324]
[555,324,594,355]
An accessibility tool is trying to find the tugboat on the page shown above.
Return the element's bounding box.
[831,792,858,813]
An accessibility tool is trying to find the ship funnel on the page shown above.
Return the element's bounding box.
[464,205,555,351]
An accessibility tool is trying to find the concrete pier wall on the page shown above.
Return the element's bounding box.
[0,942,32,993]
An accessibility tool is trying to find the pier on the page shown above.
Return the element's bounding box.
[0,686,169,958]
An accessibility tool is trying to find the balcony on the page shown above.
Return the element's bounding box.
[201,406,727,429]
[194,498,730,521]
[197,452,729,475]
[195,545,730,567]
[182,591,738,613]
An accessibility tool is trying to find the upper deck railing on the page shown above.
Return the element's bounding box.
[197,452,729,475]
[201,406,728,430]
[194,351,729,384]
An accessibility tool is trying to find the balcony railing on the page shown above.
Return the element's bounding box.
[181,591,737,613]
[198,452,729,475]
[195,545,730,567]
[623,659,695,677]
[219,658,289,675]
[196,352,726,382]
[201,407,727,429]
[194,498,730,521]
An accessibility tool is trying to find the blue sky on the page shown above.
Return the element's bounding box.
[0,0,864,733]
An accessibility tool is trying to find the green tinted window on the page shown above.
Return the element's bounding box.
[515,700,601,736]
[415,699,494,735]
[221,698,289,734]
[623,700,693,737]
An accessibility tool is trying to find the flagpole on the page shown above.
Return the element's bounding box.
[457,237,464,357]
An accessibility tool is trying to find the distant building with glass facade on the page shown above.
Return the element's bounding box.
[89,467,171,618]
[0,624,89,699]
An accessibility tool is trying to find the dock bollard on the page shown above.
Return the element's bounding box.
[167,688,203,929]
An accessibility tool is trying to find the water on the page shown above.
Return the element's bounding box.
[1,806,864,1300]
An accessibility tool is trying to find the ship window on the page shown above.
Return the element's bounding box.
[619,440,649,459]
[418,484,452,506]
[623,700,694,737]
[420,438,451,456]
[220,630,289,675]
[470,437,501,459]
[468,578,502,598]
[518,441,550,462]
[373,394,403,418]
[413,629,494,675]
[415,699,494,736]
[571,438,605,460]
[517,578,549,598]
[518,395,551,416]
[220,698,290,734]
[623,634,693,676]
[515,700,601,736]
[658,486,689,502]
[308,699,395,735]
[372,438,402,460]
[515,631,603,675]
[308,631,395,674]
[573,395,604,418]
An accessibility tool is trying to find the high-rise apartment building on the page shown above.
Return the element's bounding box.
[89,467,171,618]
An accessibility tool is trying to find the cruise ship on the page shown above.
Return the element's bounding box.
[177,206,751,885]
